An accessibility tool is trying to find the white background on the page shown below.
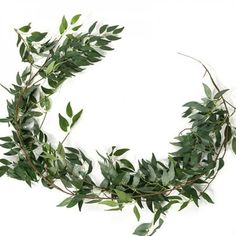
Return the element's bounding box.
[1,0,236,235]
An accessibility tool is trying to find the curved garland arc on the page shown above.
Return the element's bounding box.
[0,14,235,236]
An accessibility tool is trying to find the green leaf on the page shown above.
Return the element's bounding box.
[201,192,214,204]
[0,142,15,149]
[133,206,141,221]
[0,159,11,165]
[19,43,26,59]
[45,61,55,75]
[88,21,97,34]
[17,34,21,46]
[189,188,199,207]
[107,25,118,32]
[113,148,129,156]
[149,219,164,236]
[42,97,51,111]
[99,200,118,207]
[100,45,114,51]
[120,159,135,171]
[179,201,190,211]
[0,166,9,177]
[133,223,151,236]
[70,14,81,24]
[16,72,22,85]
[60,16,68,34]
[66,102,73,118]
[86,199,101,204]
[71,178,83,189]
[224,125,232,145]
[28,32,47,42]
[232,137,236,154]
[183,101,208,113]
[203,83,212,99]
[59,113,69,132]
[218,158,224,171]
[114,189,132,203]
[72,25,82,31]
[41,86,54,95]
[113,27,124,34]
[71,109,83,128]
[0,137,12,142]
[66,196,79,208]
[78,200,83,211]
[168,160,175,182]
[99,25,108,34]
[19,23,31,32]
[214,89,229,99]
[106,35,121,41]
[57,197,73,207]
[161,170,169,186]
[4,149,19,156]
[0,118,11,123]
[153,210,161,224]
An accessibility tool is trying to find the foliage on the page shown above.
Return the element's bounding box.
[0,14,235,236]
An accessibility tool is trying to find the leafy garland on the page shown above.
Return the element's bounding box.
[0,14,236,236]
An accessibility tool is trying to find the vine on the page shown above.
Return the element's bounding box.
[0,14,236,236]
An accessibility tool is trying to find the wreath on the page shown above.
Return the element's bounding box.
[0,14,235,236]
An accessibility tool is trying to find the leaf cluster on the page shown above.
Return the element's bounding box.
[0,14,235,236]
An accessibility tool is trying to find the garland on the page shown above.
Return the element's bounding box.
[0,14,236,236]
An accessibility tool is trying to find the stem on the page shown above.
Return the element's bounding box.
[61,131,71,144]
[40,112,47,129]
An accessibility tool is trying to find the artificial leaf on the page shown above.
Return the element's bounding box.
[133,223,151,236]
[71,109,83,128]
[203,83,212,99]
[183,101,208,113]
[67,196,79,208]
[133,206,141,221]
[57,197,73,207]
[66,102,73,118]
[107,25,118,32]
[19,23,31,32]
[106,35,120,41]
[161,170,169,186]
[149,219,164,236]
[28,32,47,42]
[100,46,113,51]
[218,158,224,171]
[0,159,11,165]
[16,72,22,85]
[41,86,54,95]
[60,16,68,34]
[114,148,129,156]
[45,61,55,75]
[99,200,118,207]
[99,24,108,34]
[72,25,82,31]
[0,137,12,142]
[214,89,229,99]
[153,210,161,224]
[201,192,214,204]
[0,166,9,177]
[59,113,69,132]
[114,189,132,203]
[120,159,135,171]
[113,27,124,34]
[88,21,97,34]
[71,14,81,24]
[232,137,236,154]
[179,201,190,211]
